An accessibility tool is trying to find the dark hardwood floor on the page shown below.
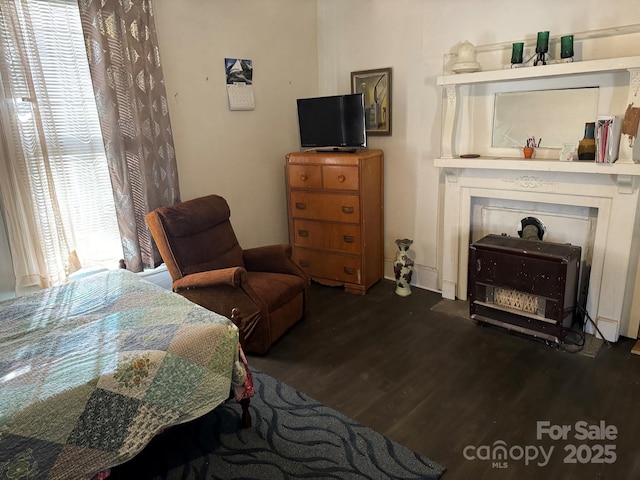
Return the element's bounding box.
[248,279,640,480]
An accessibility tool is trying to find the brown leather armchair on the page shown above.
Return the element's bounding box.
[145,194,308,354]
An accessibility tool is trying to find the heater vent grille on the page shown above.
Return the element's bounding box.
[494,287,539,314]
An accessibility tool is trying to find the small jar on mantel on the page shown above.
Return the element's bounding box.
[578,122,596,161]
[523,147,534,159]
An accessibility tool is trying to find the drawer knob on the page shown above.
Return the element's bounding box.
[300,173,308,181]
[298,230,309,237]
[337,174,346,183]
[295,202,307,210]
[343,235,355,243]
[343,266,356,275]
[341,206,354,214]
[299,259,310,267]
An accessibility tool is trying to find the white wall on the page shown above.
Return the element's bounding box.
[152,0,318,248]
[317,0,640,292]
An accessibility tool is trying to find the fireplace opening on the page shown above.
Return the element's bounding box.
[466,198,601,338]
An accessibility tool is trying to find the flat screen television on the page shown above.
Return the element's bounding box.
[296,93,366,151]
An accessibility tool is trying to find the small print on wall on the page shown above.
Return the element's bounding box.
[351,67,392,136]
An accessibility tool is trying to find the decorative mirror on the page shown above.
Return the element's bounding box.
[492,87,600,148]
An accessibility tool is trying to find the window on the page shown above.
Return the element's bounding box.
[0,0,122,284]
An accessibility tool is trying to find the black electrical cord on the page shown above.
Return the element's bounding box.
[576,303,613,349]
[558,303,612,353]
[559,328,586,353]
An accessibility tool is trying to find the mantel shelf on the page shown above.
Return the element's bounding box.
[437,55,640,86]
[434,157,640,176]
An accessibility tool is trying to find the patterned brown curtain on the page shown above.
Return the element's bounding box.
[77,0,179,272]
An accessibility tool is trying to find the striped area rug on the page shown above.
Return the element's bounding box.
[109,370,445,479]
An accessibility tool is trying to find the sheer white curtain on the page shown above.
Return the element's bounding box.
[0,0,121,293]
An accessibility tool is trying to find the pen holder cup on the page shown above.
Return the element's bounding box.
[523,147,534,159]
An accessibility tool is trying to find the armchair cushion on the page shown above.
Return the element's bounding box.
[243,244,305,277]
[245,271,304,313]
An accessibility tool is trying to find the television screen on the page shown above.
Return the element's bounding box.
[296,94,366,150]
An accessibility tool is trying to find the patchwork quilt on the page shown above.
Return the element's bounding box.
[0,269,249,480]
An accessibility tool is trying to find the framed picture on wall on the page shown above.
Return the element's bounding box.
[351,67,392,136]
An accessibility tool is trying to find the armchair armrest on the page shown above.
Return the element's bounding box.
[173,267,245,291]
[243,244,305,277]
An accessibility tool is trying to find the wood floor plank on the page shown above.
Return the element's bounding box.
[249,280,640,479]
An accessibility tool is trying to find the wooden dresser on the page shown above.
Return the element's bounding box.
[285,149,384,294]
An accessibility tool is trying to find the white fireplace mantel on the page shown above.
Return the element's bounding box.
[435,39,640,342]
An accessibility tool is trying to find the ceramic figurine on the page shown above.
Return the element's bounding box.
[452,41,481,73]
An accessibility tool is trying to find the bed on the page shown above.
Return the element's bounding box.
[0,269,252,480]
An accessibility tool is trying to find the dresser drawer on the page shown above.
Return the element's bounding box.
[293,248,362,284]
[322,165,358,190]
[287,164,322,189]
[289,191,360,223]
[292,219,361,253]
